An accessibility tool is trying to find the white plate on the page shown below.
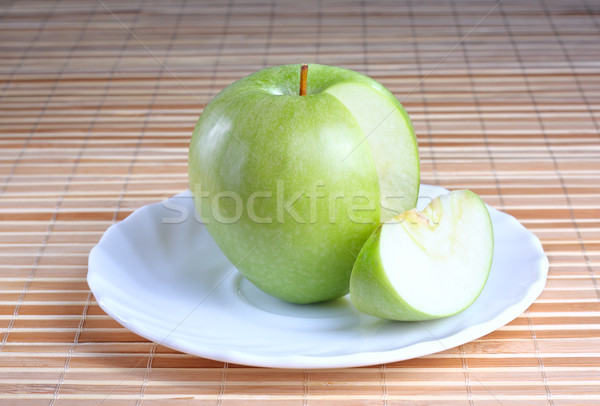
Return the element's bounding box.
[88,184,548,369]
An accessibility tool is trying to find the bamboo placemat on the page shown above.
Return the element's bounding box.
[1,0,599,404]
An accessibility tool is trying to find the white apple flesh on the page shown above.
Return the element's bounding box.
[350,190,493,320]
[324,82,420,221]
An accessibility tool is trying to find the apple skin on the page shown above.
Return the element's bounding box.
[189,64,419,304]
[350,190,493,320]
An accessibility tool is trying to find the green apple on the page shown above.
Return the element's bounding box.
[350,190,493,320]
[188,63,419,304]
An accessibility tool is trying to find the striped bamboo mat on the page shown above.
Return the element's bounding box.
[1,0,599,404]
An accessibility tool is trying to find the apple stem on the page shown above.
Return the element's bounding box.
[299,64,308,96]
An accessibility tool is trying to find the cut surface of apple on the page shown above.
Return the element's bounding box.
[350,189,493,321]
[324,81,419,220]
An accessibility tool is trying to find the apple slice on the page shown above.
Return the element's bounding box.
[349,189,493,321]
